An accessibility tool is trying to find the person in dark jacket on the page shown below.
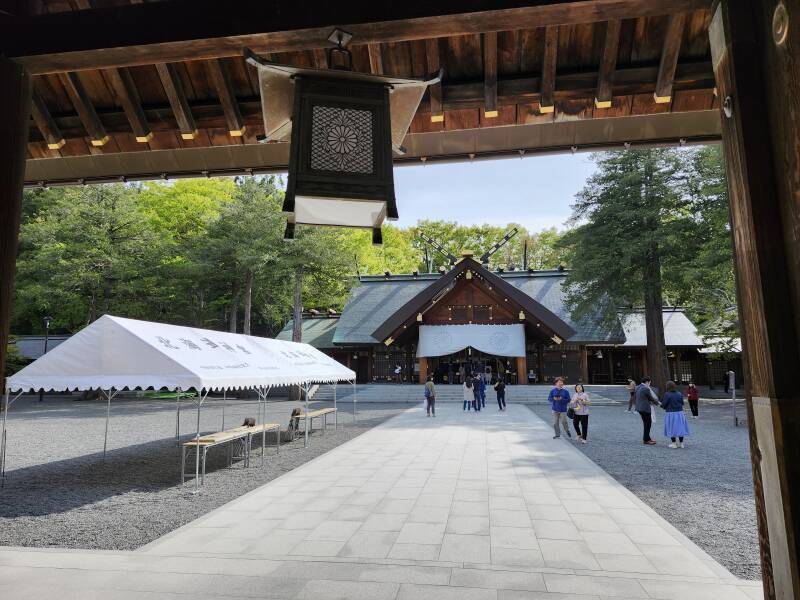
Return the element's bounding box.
[494,377,507,411]
[479,375,487,408]
[635,376,659,445]
[686,382,699,418]
[472,374,481,411]
[661,380,690,448]
[548,377,571,438]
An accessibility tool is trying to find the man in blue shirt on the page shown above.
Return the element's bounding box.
[548,377,571,439]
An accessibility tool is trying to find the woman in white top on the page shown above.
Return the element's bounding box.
[570,384,590,444]
[463,376,474,411]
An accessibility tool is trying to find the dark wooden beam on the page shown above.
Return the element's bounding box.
[654,12,687,103]
[540,25,559,113]
[5,0,713,74]
[58,71,109,146]
[0,58,31,396]
[155,62,197,140]
[425,38,443,123]
[311,48,328,69]
[367,43,384,75]
[104,67,151,142]
[207,59,245,137]
[483,32,498,118]
[595,19,621,108]
[30,87,65,149]
[710,2,800,599]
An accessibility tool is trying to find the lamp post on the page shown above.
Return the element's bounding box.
[38,316,52,402]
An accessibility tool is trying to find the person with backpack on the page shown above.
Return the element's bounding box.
[494,377,506,411]
[424,374,436,417]
[686,382,699,418]
[463,376,474,411]
[548,377,571,438]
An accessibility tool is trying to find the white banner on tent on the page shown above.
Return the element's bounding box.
[416,324,525,358]
[6,314,355,393]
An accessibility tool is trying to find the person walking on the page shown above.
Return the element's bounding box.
[548,377,571,438]
[494,377,507,411]
[463,376,473,411]
[661,380,690,448]
[635,376,659,445]
[626,379,636,412]
[570,384,590,444]
[424,375,436,417]
[479,374,487,409]
[686,382,699,418]
[472,373,482,411]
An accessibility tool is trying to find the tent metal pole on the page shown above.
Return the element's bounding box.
[102,389,114,461]
[1,390,23,488]
[175,387,182,443]
[221,389,226,430]
[333,383,337,430]
[194,389,207,494]
[303,384,309,448]
[353,379,357,422]
[261,386,270,466]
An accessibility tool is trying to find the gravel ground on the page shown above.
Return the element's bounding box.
[0,394,405,550]
[528,401,760,580]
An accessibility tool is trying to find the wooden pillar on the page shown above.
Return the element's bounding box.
[418,356,428,384]
[710,3,800,598]
[579,346,589,383]
[537,343,544,383]
[0,58,31,392]
[516,356,526,385]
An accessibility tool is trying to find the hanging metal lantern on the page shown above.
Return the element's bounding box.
[245,32,440,244]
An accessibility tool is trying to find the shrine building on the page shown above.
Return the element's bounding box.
[279,253,735,386]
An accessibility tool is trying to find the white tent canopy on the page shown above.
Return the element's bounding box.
[6,314,355,393]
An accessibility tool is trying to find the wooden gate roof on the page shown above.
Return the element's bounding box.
[1,1,719,185]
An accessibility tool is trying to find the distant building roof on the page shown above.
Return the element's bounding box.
[278,272,706,350]
[13,335,71,360]
[699,336,742,354]
[619,309,704,347]
[276,317,339,349]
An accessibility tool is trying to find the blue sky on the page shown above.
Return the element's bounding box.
[392,154,597,232]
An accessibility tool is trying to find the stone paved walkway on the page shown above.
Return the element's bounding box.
[0,405,763,599]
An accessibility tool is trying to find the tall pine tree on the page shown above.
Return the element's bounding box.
[564,148,697,394]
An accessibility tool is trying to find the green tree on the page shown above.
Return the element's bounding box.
[564,148,697,393]
[13,184,165,333]
[681,145,739,343]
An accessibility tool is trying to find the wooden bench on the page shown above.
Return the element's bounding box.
[296,407,337,436]
[181,422,281,485]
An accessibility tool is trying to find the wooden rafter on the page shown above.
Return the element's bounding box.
[7,0,713,74]
[540,26,559,114]
[28,62,715,143]
[367,43,384,75]
[105,67,151,142]
[595,19,621,108]
[58,71,109,146]
[654,13,687,103]
[30,87,65,150]
[483,32,498,118]
[425,38,444,123]
[207,58,245,137]
[70,0,151,142]
[155,62,197,140]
